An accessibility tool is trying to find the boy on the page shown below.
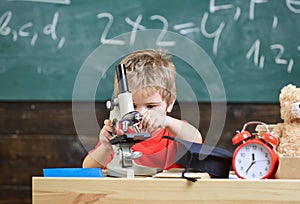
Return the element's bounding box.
[82,49,202,169]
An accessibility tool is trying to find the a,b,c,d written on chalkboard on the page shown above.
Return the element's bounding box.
[0,0,300,102]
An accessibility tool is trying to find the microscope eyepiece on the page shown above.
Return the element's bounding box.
[116,64,129,94]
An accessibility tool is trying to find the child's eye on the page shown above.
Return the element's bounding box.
[147,105,155,109]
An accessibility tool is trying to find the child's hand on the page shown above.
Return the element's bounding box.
[99,119,123,149]
[140,107,167,133]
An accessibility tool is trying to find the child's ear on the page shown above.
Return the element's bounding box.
[166,99,176,112]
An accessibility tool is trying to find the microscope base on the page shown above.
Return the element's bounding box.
[107,146,160,178]
[107,162,160,178]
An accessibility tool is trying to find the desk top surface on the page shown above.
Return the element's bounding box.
[32,176,300,204]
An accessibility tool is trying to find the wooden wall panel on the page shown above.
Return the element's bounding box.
[0,102,108,135]
[0,102,281,204]
[0,187,31,204]
[0,135,86,186]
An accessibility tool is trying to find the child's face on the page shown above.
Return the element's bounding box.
[133,90,171,116]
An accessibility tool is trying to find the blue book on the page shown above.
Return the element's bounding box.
[43,168,104,178]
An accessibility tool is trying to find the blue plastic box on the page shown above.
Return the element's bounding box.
[43,168,104,178]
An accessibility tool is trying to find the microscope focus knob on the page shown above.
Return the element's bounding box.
[106,99,114,111]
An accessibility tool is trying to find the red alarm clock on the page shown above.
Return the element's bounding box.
[232,121,279,179]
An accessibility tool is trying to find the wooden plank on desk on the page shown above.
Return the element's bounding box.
[32,177,300,204]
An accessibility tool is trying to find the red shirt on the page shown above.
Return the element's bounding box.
[90,128,182,170]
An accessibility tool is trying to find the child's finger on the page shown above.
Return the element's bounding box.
[103,119,113,126]
[141,113,150,130]
[100,128,111,138]
[116,129,124,136]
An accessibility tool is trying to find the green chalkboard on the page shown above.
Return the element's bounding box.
[0,0,300,102]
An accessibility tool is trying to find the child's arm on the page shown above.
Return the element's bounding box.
[164,116,203,144]
[82,144,112,168]
[141,108,203,144]
[82,119,119,168]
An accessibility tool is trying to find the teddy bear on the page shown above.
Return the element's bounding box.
[273,84,300,157]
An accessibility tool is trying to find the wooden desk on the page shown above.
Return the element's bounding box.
[32,177,300,204]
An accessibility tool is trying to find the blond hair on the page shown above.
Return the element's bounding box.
[114,49,176,106]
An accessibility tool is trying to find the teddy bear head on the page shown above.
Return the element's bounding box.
[279,84,300,123]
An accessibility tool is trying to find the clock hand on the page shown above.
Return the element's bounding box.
[245,161,256,174]
[255,159,268,162]
[245,153,256,174]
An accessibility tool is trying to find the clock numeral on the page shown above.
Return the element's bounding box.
[265,153,268,158]
[240,166,244,171]
[245,147,250,152]
[265,167,268,171]
[241,153,246,158]
[252,145,257,150]
[238,159,242,164]
[252,173,256,178]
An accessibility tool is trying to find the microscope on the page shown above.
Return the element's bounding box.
[106,64,159,178]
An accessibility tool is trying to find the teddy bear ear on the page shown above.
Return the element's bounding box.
[280,84,296,100]
[295,88,300,98]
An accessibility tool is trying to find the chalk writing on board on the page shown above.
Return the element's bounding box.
[97,13,176,47]
[150,15,176,47]
[246,39,295,73]
[125,15,145,46]
[286,0,300,13]
[200,12,224,55]
[270,44,294,73]
[96,13,126,46]
[272,16,278,29]
[96,12,223,55]
[173,22,200,35]
[0,11,65,49]
[209,0,233,13]
[211,0,300,20]
[246,40,265,69]
[95,11,297,74]
[1,0,300,74]
[209,0,300,73]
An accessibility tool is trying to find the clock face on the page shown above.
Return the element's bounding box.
[233,142,273,179]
